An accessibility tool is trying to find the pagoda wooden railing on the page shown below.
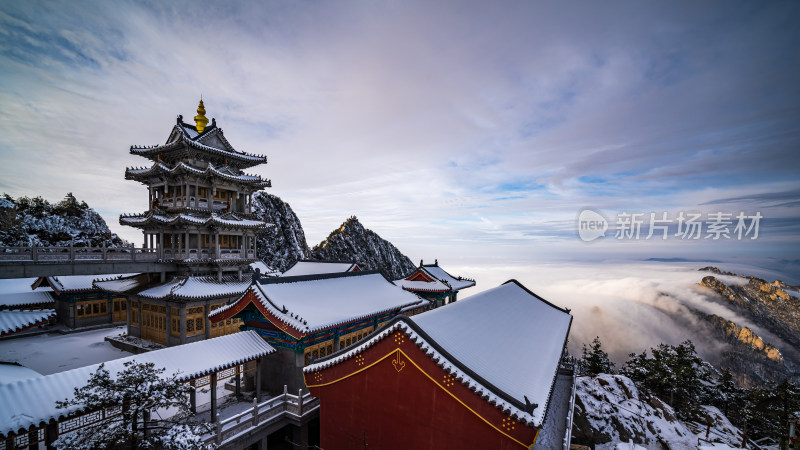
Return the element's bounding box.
[0,245,158,263]
[159,197,234,212]
[205,387,318,447]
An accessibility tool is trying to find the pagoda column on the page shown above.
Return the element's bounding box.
[179,307,186,344]
[158,232,164,259]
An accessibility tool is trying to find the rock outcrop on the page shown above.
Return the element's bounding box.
[251,192,310,272]
[0,193,125,247]
[572,374,742,448]
[311,217,416,280]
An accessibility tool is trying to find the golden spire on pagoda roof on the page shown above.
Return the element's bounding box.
[194,98,209,133]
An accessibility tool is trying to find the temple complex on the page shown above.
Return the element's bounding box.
[120,99,271,281]
[95,101,273,346]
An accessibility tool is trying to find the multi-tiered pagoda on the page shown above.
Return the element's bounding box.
[120,100,271,280]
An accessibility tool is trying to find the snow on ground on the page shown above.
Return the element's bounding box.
[616,442,647,450]
[0,326,131,374]
[535,371,574,448]
[576,374,743,450]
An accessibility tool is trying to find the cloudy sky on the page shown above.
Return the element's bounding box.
[1,1,799,283]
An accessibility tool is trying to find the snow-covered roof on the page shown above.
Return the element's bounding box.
[125,161,270,187]
[92,274,150,294]
[136,274,252,301]
[36,274,136,294]
[129,121,267,168]
[395,263,476,293]
[119,212,270,230]
[0,278,54,308]
[211,271,423,335]
[0,330,275,438]
[281,260,359,277]
[305,280,572,428]
[0,363,42,385]
[0,310,55,337]
[250,261,280,277]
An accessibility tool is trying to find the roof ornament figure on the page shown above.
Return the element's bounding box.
[194,98,209,133]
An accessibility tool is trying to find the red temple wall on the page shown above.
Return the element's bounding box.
[306,330,537,450]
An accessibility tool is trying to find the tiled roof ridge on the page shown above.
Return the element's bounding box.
[501,279,571,314]
[130,124,266,164]
[169,276,189,297]
[179,119,216,140]
[259,269,382,285]
[303,316,544,427]
[399,285,449,293]
[293,259,359,265]
[421,265,475,284]
[212,274,422,334]
[126,161,268,185]
[119,212,271,230]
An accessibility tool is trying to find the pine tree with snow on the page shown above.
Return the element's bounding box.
[712,368,742,418]
[620,340,712,418]
[579,336,615,375]
[54,361,215,450]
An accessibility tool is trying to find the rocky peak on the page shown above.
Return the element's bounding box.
[311,216,415,280]
[251,192,310,272]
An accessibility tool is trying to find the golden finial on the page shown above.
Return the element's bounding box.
[194,98,209,133]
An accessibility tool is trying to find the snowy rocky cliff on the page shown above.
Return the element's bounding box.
[311,217,416,280]
[0,193,125,247]
[250,195,415,279]
[251,192,311,272]
[573,374,742,450]
[697,268,800,386]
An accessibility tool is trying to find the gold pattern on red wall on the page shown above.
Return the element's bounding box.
[442,374,455,388]
[355,354,365,366]
[312,372,323,383]
[392,349,406,373]
[501,416,516,432]
[393,332,405,345]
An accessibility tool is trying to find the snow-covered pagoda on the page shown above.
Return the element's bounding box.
[101,101,272,346]
[304,280,575,450]
[209,270,424,392]
[120,100,271,281]
[394,259,475,307]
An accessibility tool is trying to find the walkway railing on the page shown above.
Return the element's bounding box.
[0,245,158,263]
[0,246,256,264]
[206,387,319,446]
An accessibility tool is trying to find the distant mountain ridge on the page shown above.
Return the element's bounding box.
[697,268,800,386]
[0,193,124,247]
